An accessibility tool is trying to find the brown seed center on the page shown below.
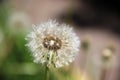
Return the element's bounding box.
[43,36,62,50]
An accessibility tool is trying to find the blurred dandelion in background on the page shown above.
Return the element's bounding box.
[8,11,31,34]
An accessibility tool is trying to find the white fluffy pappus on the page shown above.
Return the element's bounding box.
[25,20,80,68]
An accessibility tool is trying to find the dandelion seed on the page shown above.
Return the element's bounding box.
[26,20,80,68]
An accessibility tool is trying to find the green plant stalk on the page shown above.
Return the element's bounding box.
[45,66,49,80]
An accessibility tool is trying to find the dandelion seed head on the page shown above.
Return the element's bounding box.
[43,36,62,51]
[26,20,80,68]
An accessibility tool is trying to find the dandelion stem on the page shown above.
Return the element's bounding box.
[100,66,107,80]
[45,66,49,80]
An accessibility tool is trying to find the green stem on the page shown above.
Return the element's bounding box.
[45,66,49,80]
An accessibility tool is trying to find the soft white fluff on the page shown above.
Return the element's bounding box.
[25,20,80,68]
